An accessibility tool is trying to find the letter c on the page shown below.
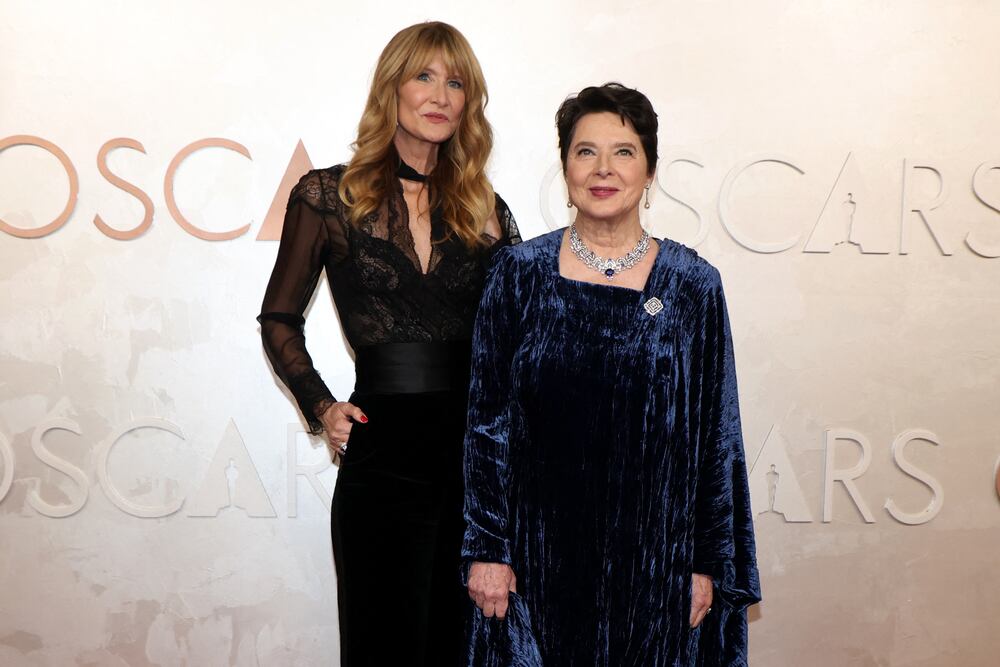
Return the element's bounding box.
[164,138,252,241]
[96,418,185,518]
[718,154,805,253]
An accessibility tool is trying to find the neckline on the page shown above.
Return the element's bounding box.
[553,228,665,296]
[396,159,429,183]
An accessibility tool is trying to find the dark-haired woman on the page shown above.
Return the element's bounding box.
[257,22,518,667]
[463,83,759,665]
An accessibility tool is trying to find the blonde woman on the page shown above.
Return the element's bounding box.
[258,22,518,666]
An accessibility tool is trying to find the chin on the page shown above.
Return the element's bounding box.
[430,127,459,142]
[415,130,456,145]
[584,209,635,224]
[582,202,625,216]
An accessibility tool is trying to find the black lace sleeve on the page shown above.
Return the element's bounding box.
[496,192,521,245]
[258,170,337,435]
[489,192,521,252]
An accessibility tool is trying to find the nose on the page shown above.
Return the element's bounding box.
[429,80,449,107]
[595,153,612,177]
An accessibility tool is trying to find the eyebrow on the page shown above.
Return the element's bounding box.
[572,141,639,149]
[420,64,463,79]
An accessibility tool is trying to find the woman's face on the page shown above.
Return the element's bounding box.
[396,55,466,146]
[565,111,651,225]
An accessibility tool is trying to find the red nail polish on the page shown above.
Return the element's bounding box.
[360,415,368,423]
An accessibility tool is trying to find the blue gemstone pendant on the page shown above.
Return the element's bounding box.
[604,268,615,280]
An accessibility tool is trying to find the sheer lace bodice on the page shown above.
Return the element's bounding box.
[258,164,520,432]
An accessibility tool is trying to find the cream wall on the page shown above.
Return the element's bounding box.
[2,1,999,665]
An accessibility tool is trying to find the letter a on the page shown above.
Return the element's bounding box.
[256,140,315,241]
[187,420,276,517]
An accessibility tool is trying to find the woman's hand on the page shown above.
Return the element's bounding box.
[318,401,367,456]
[468,562,517,619]
[689,573,714,628]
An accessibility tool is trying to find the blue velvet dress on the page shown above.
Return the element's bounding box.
[462,230,760,666]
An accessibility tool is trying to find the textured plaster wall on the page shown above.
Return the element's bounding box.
[2,1,999,665]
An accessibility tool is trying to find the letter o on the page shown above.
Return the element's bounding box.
[0,135,79,238]
[0,431,14,504]
[995,455,1000,501]
[538,160,569,232]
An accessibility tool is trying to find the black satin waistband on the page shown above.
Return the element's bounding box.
[354,341,472,395]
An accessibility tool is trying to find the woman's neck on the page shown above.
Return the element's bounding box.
[572,214,645,254]
[393,129,439,175]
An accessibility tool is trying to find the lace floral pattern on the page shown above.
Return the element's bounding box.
[258,165,519,433]
[288,370,336,435]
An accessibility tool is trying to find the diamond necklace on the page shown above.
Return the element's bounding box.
[569,224,651,281]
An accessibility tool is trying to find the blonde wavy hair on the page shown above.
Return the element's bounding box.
[338,22,495,248]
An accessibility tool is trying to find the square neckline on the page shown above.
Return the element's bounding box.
[552,228,665,297]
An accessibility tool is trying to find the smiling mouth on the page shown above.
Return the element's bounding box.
[424,113,449,123]
[589,187,619,197]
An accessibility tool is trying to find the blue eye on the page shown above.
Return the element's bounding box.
[448,79,464,89]
[416,72,430,82]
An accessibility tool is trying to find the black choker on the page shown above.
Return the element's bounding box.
[396,160,428,183]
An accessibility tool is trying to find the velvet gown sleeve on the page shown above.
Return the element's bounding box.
[257,172,337,435]
[692,273,762,666]
[462,248,544,667]
[462,247,519,566]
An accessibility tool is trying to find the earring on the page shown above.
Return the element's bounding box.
[643,184,651,209]
[567,199,573,208]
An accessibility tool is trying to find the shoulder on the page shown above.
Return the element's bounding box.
[657,237,722,288]
[492,190,509,210]
[655,239,728,322]
[293,164,346,191]
[491,190,517,217]
[488,190,522,243]
[486,229,559,290]
[288,164,347,212]
[499,228,561,266]
[491,190,512,222]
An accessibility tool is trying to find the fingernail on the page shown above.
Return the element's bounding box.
[360,415,368,423]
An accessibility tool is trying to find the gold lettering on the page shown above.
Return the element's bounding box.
[164,138,252,241]
[0,135,79,238]
[257,139,314,241]
[93,138,155,240]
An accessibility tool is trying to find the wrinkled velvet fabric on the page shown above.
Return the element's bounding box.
[463,230,761,666]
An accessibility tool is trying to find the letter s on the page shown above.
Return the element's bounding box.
[884,429,944,525]
[27,420,89,518]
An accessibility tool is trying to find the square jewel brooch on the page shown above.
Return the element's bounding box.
[643,297,664,316]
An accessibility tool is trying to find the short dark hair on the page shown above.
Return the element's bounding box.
[556,82,658,176]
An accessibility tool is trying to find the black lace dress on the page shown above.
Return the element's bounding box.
[258,163,519,666]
